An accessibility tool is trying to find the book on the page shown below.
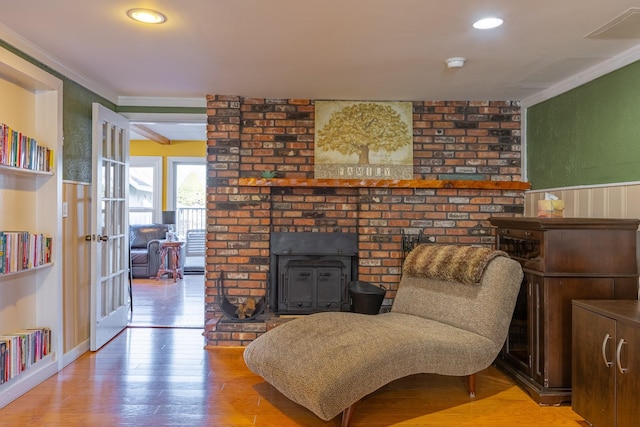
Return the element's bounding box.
[0,123,4,165]
[0,231,4,274]
[0,339,6,384]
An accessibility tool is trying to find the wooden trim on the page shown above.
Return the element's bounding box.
[238,178,531,190]
[131,124,171,145]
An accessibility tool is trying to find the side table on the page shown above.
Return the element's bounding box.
[156,241,184,282]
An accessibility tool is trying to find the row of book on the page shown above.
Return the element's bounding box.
[0,123,54,172]
[0,232,52,275]
[0,327,51,385]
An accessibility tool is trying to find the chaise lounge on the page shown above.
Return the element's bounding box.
[243,244,523,426]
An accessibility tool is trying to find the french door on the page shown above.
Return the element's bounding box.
[90,103,131,351]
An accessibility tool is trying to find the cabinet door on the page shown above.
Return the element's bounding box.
[572,306,615,427]
[540,278,614,388]
[616,322,640,427]
[286,267,314,310]
[316,267,342,310]
[502,273,532,376]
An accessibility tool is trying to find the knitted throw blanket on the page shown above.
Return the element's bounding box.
[403,244,509,285]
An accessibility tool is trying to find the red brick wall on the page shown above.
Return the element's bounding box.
[205,95,523,346]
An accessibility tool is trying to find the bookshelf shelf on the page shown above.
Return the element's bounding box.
[0,262,54,279]
[0,164,53,177]
[0,46,63,408]
[0,353,57,408]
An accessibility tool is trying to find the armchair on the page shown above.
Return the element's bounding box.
[129,224,185,279]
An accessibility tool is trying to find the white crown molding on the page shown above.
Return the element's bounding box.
[122,112,207,124]
[0,22,119,103]
[526,180,640,193]
[118,96,206,108]
[522,44,640,108]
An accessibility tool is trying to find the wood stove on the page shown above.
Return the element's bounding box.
[269,232,358,314]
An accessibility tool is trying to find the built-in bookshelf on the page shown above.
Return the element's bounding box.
[0,46,63,408]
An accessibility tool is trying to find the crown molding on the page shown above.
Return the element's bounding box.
[122,112,207,124]
[522,44,640,108]
[117,96,206,108]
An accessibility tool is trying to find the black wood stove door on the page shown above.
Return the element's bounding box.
[280,260,346,313]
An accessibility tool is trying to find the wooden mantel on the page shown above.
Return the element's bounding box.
[238,178,531,190]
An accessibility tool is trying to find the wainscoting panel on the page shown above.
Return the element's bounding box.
[62,181,92,355]
[525,183,640,219]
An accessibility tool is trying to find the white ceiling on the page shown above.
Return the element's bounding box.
[1,1,640,142]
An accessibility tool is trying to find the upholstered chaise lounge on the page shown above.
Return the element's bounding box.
[243,244,523,427]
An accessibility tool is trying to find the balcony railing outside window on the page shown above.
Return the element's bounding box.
[176,207,206,238]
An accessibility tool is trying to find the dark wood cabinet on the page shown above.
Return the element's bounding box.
[489,217,639,405]
[572,300,640,427]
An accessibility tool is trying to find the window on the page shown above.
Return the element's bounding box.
[129,156,162,225]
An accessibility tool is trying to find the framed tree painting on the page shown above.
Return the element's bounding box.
[314,101,413,179]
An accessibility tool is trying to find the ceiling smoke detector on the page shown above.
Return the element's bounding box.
[445,57,466,68]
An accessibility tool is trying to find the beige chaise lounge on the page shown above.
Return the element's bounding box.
[243,245,523,426]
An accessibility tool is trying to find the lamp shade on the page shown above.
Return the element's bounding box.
[162,210,176,225]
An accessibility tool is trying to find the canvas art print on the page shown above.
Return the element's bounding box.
[314,101,413,179]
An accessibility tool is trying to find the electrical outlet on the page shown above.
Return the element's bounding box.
[62,202,68,218]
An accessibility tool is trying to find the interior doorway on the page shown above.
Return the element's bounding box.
[127,156,206,328]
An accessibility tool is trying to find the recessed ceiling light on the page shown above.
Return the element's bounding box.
[445,57,466,68]
[473,17,503,30]
[127,8,167,24]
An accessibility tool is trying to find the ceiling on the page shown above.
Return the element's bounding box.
[1,1,640,142]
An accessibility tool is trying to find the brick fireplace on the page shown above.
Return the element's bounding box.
[204,95,526,346]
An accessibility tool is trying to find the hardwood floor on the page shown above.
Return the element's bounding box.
[128,274,205,328]
[0,274,587,426]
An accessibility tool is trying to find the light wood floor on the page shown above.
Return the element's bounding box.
[0,275,588,426]
[128,274,205,328]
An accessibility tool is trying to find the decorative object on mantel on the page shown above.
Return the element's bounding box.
[314,101,413,180]
[260,170,278,179]
[238,177,531,190]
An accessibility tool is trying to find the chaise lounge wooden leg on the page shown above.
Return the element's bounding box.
[467,373,476,398]
[341,400,359,427]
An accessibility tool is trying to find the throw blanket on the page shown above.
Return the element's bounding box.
[403,244,508,285]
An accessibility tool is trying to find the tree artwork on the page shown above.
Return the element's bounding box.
[314,101,413,180]
[317,103,411,165]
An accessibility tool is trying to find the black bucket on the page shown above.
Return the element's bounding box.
[349,281,386,315]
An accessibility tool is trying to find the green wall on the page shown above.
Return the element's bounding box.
[527,61,640,190]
